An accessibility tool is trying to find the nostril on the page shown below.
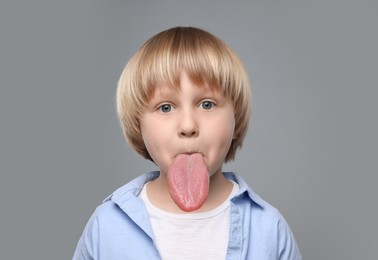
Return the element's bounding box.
[179,129,198,137]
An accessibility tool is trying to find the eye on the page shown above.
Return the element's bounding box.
[158,104,173,113]
[200,100,215,110]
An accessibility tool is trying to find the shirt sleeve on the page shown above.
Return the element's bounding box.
[72,212,99,260]
[277,217,302,260]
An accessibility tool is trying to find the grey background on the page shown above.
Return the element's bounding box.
[1,0,377,259]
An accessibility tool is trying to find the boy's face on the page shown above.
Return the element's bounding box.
[140,70,235,177]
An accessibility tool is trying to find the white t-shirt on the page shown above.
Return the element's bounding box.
[139,181,239,260]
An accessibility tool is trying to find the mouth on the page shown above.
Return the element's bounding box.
[175,151,203,158]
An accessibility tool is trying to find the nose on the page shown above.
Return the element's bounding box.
[178,109,199,138]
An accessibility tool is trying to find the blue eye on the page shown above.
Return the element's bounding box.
[159,104,172,113]
[201,101,215,110]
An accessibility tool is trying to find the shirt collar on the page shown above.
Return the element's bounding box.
[223,172,265,209]
[103,171,159,204]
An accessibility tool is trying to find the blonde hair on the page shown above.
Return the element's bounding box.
[117,26,251,162]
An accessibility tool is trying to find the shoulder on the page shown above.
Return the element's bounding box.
[227,171,295,230]
[73,172,160,259]
[224,172,273,211]
[225,172,302,259]
[88,171,160,224]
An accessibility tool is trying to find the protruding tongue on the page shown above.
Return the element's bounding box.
[167,153,209,212]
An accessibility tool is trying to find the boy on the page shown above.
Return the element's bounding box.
[73,26,302,259]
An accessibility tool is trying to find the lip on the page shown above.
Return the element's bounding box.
[175,152,203,158]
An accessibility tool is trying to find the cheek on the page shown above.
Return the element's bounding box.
[141,129,161,166]
[141,126,161,153]
[140,119,172,165]
[219,114,235,142]
[140,119,158,153]
[206,115,235,150]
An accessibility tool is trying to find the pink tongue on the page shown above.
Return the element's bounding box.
[167,153,209,212]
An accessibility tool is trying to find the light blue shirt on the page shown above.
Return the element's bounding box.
[73,172,302,260]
